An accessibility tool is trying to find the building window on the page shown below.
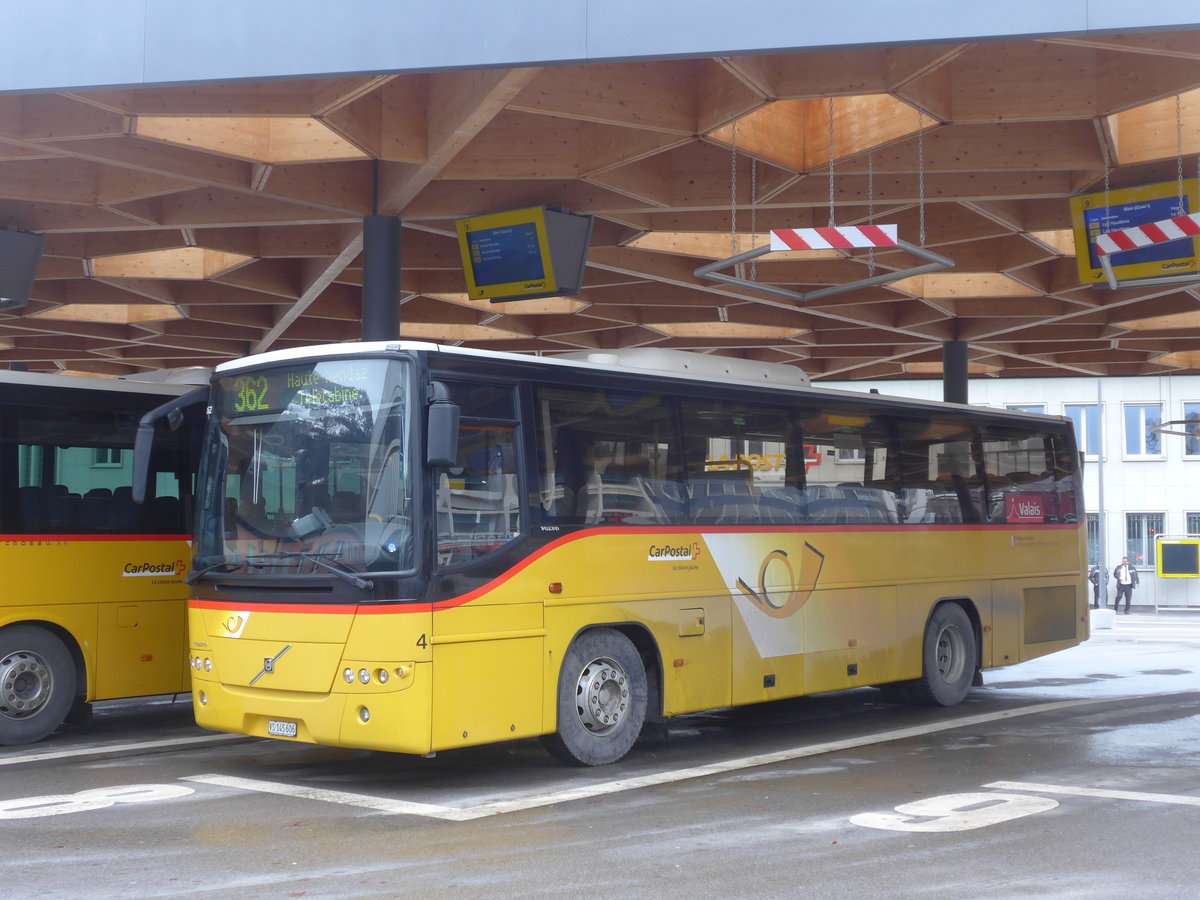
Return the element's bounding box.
[1065,403,1101,457]
[1188,512,1200,535]
[1086,513,1100,565]
[1007,404,1045,414]
[1123,404,1162,456]
[92,448,122,467]
[1125,512,1164,567]
[1183,403,1200,457]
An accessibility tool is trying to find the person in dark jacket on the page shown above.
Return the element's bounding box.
[1113,557,1139,613]
[1088,565,1102,609]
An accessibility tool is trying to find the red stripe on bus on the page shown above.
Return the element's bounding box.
[0,533,190,541]
[188,522,1079,617]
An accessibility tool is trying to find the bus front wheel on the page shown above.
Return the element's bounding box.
[542,628,647,766]
[909,603,976,707]
[0,626,76,746]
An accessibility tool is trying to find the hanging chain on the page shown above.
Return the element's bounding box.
[750,157,758,281]
[730,119,738,258]
[827,96,836,227]
[867,148,876,276]
[1103,149,1112,234]
[1177,93,1186,215]
[917,112,926,246]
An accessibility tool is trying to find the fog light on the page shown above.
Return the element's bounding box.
[343,668,355,684]
[376,668,389,684]
[198,691,207,706]
[358,668,370,685]
[359,706,370,723]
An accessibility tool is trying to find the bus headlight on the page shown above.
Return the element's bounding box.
[376,668,389,684]
[358,668,370,685]
[343,668,355,684]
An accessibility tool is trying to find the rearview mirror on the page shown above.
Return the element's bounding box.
[427,382,460,467]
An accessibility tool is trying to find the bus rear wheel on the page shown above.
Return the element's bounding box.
[909,603,976,707]
[542,628,647,766]
[0,626,76,746]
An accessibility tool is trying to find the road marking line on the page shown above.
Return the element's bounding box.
[183,695,1149,822]
[985,780,1200,807]
[0,733,246,768]
[181,774,473,820]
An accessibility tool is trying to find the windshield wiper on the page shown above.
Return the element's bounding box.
[245,552,375,591]
[186,561,246,585]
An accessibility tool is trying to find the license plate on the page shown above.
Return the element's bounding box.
[267,719,298,738]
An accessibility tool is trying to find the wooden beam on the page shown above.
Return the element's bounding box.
[377,67,542,214]
[253,223,363,352]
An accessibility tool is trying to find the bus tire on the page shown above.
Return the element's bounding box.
[542,628,647,766]
[908,603,976,707]
[0,625,76,746]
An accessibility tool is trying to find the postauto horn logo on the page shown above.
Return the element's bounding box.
[122,559,187,578]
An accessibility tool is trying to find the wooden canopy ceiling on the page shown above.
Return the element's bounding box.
[4,30,1200,381]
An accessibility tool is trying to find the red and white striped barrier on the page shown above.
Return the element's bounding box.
[1095,211,1200,256]
[770,224,898,251]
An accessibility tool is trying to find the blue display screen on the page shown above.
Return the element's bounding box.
[1084,195,1189,269]
[465,222,545,287]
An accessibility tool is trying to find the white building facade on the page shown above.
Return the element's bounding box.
[827,374,1200,610]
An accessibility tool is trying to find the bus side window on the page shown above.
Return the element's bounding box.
[434,381,520,566]
[981,424,1073,525]
[895,418,984,525]
[535,385,681,527]
[797,409,900,525]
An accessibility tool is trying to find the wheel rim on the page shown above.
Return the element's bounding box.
[934,623,967,685]
[0,649,53,720]
[573,656,629,735]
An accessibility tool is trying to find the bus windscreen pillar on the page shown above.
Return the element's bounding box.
[943,340,968,404]
[362,215,401,341]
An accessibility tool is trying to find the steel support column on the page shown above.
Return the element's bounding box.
[943,340,968,404]
[362,215,401,341]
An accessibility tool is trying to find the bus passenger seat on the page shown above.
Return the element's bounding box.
[112,485,140,532]
[17,485,45,532]
[330,491,362,522]
[641,478,687,524]
[80,491,113,533]
[151,496,183,532]
[688,475,759,525]
[48,488,80,532]
[756,486,806,524]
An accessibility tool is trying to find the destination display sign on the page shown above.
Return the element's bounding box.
[219,362,379,418]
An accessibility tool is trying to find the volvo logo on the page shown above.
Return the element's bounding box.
[249,645,292,685]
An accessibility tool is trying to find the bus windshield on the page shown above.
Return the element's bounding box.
[195,357,413,576]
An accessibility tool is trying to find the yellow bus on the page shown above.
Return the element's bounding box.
[182,343,1086,765]
[0,369,202,745]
